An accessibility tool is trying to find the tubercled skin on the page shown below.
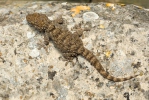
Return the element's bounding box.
[26,13,138,82]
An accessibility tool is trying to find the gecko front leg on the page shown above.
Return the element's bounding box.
[44,32,50,45]
[55,17,63,24]
[44,24,56,45]
[73,29,84,37]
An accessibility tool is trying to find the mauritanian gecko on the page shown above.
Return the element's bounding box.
[26,13,138,82]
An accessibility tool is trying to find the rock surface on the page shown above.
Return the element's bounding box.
[0,1,149,100]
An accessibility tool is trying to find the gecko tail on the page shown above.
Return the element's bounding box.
[103,74,138,82]
[78,47,138,82]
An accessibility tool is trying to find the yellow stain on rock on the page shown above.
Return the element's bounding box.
[99,24,105,29]
[71,6,90,17]
[120,3,126,6]
[105,51,111,58]
[106,3,115,10]
[106,3,114,7]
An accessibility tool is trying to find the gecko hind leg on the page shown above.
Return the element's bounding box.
[62,52,78,66]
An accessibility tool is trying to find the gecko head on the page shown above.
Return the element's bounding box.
[26,13,49,31]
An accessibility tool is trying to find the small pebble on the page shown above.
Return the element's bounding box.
[83,12,99,22]
[29,48,40,58]
[27,32,35,39]
[0,8,10,15]
[29,5,38,9]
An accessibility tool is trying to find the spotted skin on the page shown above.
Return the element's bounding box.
[26,13,138,82]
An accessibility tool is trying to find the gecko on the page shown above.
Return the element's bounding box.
[26,13,138,82]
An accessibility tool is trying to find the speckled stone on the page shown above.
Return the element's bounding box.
[0,1,148,100]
